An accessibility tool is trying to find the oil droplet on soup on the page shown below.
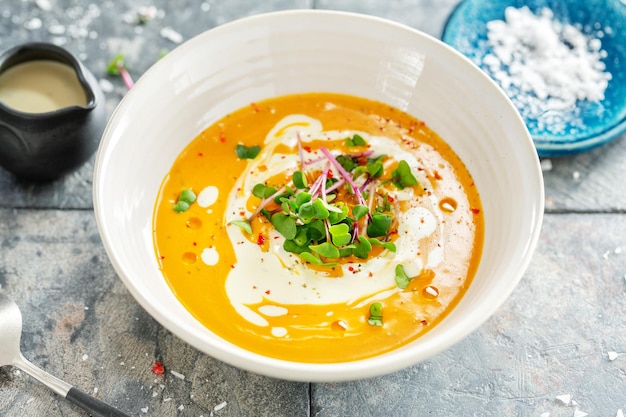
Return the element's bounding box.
[153,93,484,363]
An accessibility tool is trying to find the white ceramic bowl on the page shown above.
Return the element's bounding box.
[93,10,544,382]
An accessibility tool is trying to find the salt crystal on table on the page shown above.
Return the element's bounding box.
[170,370,185,380]
[609,351,619,360]
[556,393,571,405]
[214,401,227,411]
[574,409,588,417]
[617,409,624,417]
[540,159,553,172]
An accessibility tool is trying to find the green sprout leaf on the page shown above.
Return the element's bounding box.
[328,205,349,225]
[106,53,125,75]
[367,213,392,238]
[391,160,418,190]
[172,189,196,213]
[346,133,367,147]
[336,155,357,172]
[231,220,252,234]
[292,171,308,189]
[172,200,189,213]
[329,223,351,247]
[300,252,338,267]
[352,205,369,220]
[369,237,397,252]
[353,236,373,259]
[368,302,383,326]
[236,144,261,159]
[252,183,277,199]
[270,213,297,240]
[394,264,412,289]
[310,242,340,259]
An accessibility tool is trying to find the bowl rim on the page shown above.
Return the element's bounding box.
[93,8,545,381]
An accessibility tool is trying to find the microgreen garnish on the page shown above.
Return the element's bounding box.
[235,134,423,266]
[394,264,412,289]
[390,160,418,190]
[345,133,367,147]
[172,188,196,213]
[235,144,261,159]
[106,53,134,90]
[368,302,383,326]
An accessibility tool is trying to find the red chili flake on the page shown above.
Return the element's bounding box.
[265,289,271,295]
[250,102,260,113]
[326,170,333,178]
[273,236,280,240]
[257,234,266,246]
[433,171,443,180]
[197,152,204,157]
[387,195,394,203]
[368,272,373,277]
[160,255,165,260]
[471,208,481,214]
[230,264,235,269]
[151,361,165,375]
[348,266,355,272]
[419,121,425,127]
[192,242,197,246]
[219,131,226,143]
[303,146,312,153]
[421,319,428,325]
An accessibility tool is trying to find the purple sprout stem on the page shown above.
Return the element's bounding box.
[117,64,135,89]
[319,147,367,207]
[296,131,305,169]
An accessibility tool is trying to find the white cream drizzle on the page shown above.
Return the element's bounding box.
[221,114,446,329]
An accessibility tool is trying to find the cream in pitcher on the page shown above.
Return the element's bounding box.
[0,60,87,113]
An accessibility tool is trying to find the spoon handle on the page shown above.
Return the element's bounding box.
[66,387,131,417]
[14,354,130,417]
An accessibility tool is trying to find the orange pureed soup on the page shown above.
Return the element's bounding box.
[153,93,483,363]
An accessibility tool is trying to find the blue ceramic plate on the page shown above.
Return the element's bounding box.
[442,0,626,156]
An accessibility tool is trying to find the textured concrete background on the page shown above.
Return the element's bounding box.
[0,1,625,416]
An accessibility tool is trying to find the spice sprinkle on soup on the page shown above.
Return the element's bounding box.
[153,93,483,363]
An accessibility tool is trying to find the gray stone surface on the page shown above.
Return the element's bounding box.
[0,1,625,416]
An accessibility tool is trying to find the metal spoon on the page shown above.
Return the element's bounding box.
[0,291,130,417]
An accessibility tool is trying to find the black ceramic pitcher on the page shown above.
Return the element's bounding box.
[0,42,107,181]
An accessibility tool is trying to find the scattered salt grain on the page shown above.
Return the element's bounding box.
[160,27,184,44]
[24,18,43,30]
[574,409,588,417]
[141,406,148,413]
[572,171,581,180]
[163,397,172,402]
[540,159,553,172]
[48,24,66,35]
[541,413,550,417]
[608,351,619,361]
[177,404,184,411]
[617,409,624,417]
[482,6,612,135]
[82,354,89,361]
[152,391,158,397]
[214,401,227,411]
[35,0,52,10]
[26,397,34,405]
[615,247,623,254]
[556,393,571,405]
[170,370,186,380]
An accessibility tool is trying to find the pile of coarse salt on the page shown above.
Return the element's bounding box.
[481,6,612,135]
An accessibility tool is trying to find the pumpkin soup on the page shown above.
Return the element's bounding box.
[153,93,483,363]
